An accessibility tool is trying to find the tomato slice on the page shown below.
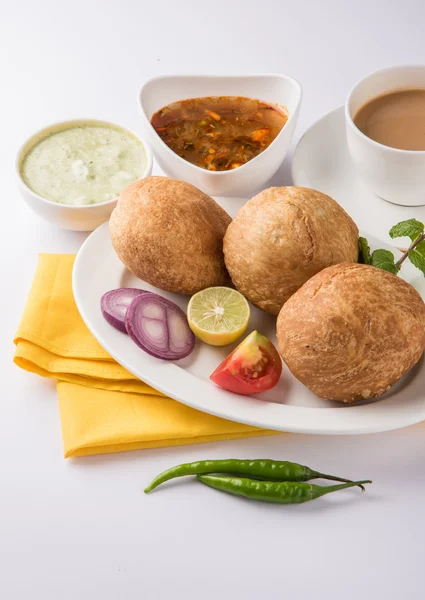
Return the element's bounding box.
[210,330,282,395]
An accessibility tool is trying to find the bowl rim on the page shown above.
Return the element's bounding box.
[345,63,425,156]
[15,118,153,210]
[137,72,303,177]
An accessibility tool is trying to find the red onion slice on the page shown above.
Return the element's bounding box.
[125,293,195,361]
[101,288,148,333]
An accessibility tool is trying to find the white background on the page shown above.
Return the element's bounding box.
[2,1,425,598]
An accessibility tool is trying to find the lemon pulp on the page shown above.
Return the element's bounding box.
[187,287,250,346]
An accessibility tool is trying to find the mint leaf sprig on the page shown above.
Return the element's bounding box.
[359,218,425,276]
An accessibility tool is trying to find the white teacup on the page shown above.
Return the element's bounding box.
[345,65,425,207]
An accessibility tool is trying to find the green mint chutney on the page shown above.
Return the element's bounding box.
[20,121,146,205]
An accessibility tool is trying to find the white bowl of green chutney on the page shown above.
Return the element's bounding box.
[16,119,153,231]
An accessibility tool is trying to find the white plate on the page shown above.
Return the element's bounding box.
[73,194,425,435]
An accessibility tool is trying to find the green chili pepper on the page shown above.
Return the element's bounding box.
[197,475,372,504]
[144,459,366,493]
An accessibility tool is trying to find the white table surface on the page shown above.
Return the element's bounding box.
[2,1,425,598]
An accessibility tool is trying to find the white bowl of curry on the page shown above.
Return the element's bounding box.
[138,74,302,197]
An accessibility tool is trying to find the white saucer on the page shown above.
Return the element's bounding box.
[292,106,425,243]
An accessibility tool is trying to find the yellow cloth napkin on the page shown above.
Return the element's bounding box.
[14,255,274,457]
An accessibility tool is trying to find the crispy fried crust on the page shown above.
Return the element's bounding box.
[276,263,425,402]
[109,177,232,295]
[223,187,359,314]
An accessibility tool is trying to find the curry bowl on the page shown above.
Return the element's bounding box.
[138,74,302,197]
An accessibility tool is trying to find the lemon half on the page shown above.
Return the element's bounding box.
[187,287,250,346]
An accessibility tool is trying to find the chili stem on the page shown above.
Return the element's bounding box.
[314,480,372,499]
[312,471,366,491]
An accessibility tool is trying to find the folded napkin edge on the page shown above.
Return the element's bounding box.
[65,429,279,458]
[14,355,165,397]
[14,331,114,360]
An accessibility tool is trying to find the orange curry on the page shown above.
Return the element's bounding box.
[151,96,288,171]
